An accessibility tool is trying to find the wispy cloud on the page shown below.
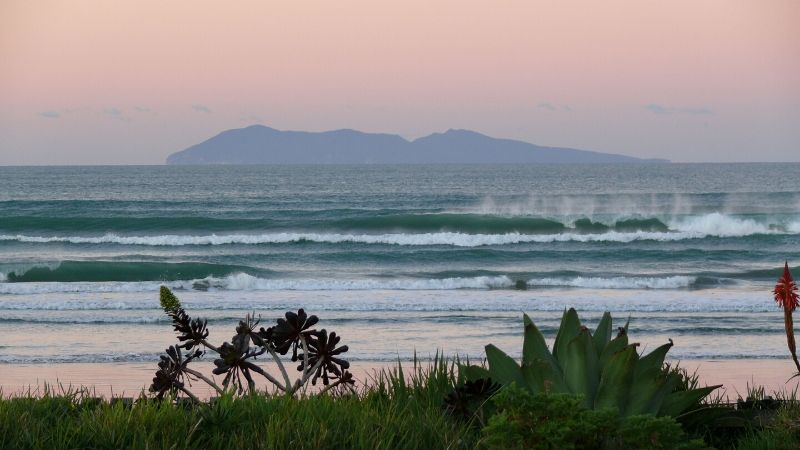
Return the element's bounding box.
[537,102,571,112]
[134,106,156,114]
[38,111,60,119]
[102,107,132,122]
[645,103,713,115]
[192,104,212,113]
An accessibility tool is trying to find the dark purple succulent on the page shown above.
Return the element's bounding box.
[297,329,350,385]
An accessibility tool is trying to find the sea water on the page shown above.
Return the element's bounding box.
[1,164,799,365]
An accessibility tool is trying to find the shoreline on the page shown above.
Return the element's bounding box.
[2,358,798,400]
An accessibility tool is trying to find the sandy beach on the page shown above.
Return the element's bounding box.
[2,359,798,400]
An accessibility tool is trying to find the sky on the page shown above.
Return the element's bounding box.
[1,0,798,165]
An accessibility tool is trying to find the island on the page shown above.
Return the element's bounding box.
[166,125,667,164]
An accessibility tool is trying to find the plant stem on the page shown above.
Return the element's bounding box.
[318,377,355,396]
[299,359,325,387]
[200,339,220,353]
[178,386,201,404]
[784,309,800,373]
[266,346,292,392]
[184,368,223,395]
[243,361,286,392]
[293,335,314,392]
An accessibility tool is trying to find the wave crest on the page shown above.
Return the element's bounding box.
[0,213,794,247]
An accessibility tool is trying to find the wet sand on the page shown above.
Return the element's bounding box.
[2,359,798,400]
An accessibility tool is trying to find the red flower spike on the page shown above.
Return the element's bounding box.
[774,262,799,312]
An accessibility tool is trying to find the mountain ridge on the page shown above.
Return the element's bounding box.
[166,124,667,164]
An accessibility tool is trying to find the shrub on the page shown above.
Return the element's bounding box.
[480,384,710,450]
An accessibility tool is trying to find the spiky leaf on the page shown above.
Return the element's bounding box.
[593,311,613,358]
[553,308,582,364]
[521,359,567,394]
[562,328,599,408]
[659,385,721,417]
[594,344,636,412]
[522,314,557,367]
[485,344,525,387]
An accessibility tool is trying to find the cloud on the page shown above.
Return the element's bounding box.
[192,104,212,113]
[537,102,571,112]
[102,107,131,121]
[645,104,713,115]
[134,106,156,114]
[38,111,60,119]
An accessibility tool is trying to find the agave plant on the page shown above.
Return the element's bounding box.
[150,286,355,400]
[458,308,720,418]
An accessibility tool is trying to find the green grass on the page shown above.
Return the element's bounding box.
[0,356,478,450]
[1,358,799,450]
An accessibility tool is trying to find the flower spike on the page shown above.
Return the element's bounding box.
[774,261,799,311]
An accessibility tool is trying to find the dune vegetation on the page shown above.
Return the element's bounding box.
[2,270,800,449]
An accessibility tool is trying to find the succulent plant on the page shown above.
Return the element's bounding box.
[150,345,202,400]
[443,378,500,421]
[151,287,353,399]
[160,287,209,351]
[267,309,319,361]
[459,308,720,418]
[297,329,350,385]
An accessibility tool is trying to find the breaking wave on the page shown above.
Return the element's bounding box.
[0,213,795,247]
[0,272,705,295]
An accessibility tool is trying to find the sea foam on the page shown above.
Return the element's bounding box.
[0,213,792,247]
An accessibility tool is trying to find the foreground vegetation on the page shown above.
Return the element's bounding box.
[2,268,798,449]
[1,361,799,450]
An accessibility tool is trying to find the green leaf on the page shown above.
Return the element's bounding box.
[599,333,629,369]
[522,314,556,366]
[485,344,525,387]
[521,359,567,394]
[553,308,582,365]
[659,385,721,417]
[622,340,676,415]
[626,372,677,416]
[594,344,636,412]
[460,364,491,383]
[593,311,613,358]
[635,340,673,380]
[562,328,600,408]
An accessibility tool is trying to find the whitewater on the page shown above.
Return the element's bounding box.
[1,163,799,364]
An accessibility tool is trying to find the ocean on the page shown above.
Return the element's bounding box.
[1,164,799,368]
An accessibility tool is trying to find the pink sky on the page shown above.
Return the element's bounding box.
[1,0,798,164]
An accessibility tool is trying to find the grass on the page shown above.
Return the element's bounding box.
[1,357,799,450]
[0,356,478,450]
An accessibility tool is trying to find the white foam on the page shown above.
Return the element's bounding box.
[669,212,771,237]
[214,273,514,291]
[0,213,792,247]
[0,229,765,248]
[0,280,169,295]
[527,275,695,290]
[0,274,515,295]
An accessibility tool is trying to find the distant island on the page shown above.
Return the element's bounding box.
[166,125,667,165]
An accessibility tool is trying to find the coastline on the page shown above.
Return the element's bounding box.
[3,359,798,400]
